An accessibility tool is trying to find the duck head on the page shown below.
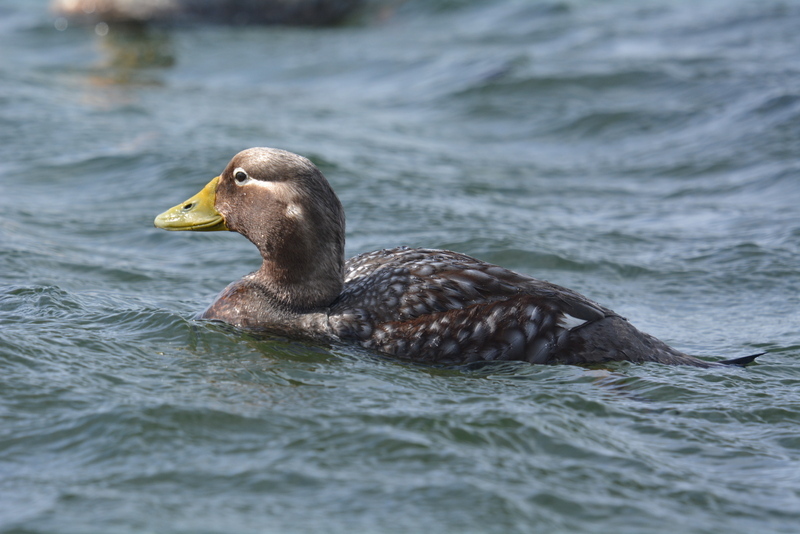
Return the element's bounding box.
[155,147,346,310]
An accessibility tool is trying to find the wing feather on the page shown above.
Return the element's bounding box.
[328,247,612,364]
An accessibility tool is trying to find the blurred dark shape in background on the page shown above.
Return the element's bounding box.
[51,0,365,26]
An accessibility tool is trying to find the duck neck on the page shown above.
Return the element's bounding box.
[255,238,344,313]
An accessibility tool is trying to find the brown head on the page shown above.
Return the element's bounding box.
[155,147,346,311]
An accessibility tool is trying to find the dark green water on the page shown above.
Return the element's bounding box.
[2,1,800,532]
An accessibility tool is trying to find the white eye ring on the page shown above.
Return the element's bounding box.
[233,167,249,185]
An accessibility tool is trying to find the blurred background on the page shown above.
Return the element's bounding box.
[1,1,799,533]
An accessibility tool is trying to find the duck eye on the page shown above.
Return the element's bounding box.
[234,170,248,184]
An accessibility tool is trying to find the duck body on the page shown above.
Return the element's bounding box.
[155,147,759,368]
[52,0,362,26]
[199,246,717,367]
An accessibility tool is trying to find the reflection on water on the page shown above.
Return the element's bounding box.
[88,25,174,84]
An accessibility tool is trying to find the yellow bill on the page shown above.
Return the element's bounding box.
[154,176,228,231]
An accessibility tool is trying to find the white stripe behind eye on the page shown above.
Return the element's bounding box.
[244,179,301,208]
[246,179,279,191]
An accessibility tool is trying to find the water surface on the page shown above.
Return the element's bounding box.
[1,1,799,532]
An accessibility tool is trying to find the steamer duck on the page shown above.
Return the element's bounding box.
[155,148,760,368]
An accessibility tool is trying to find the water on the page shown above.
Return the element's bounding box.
[2,0,800,532]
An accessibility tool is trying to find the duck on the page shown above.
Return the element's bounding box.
[51,0,362,26]
[154,147,761,368]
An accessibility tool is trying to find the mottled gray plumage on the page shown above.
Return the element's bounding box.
[327,247,717,367]
[159,147,759,368]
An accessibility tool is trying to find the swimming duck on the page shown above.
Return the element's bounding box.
[51,0,361,26]
[154,147,760,368]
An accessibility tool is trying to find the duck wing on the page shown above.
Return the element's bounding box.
[328,247,612,364]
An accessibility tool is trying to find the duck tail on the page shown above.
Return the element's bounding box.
[716,352,764,367]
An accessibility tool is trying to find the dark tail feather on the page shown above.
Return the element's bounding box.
[717,352,764,367]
